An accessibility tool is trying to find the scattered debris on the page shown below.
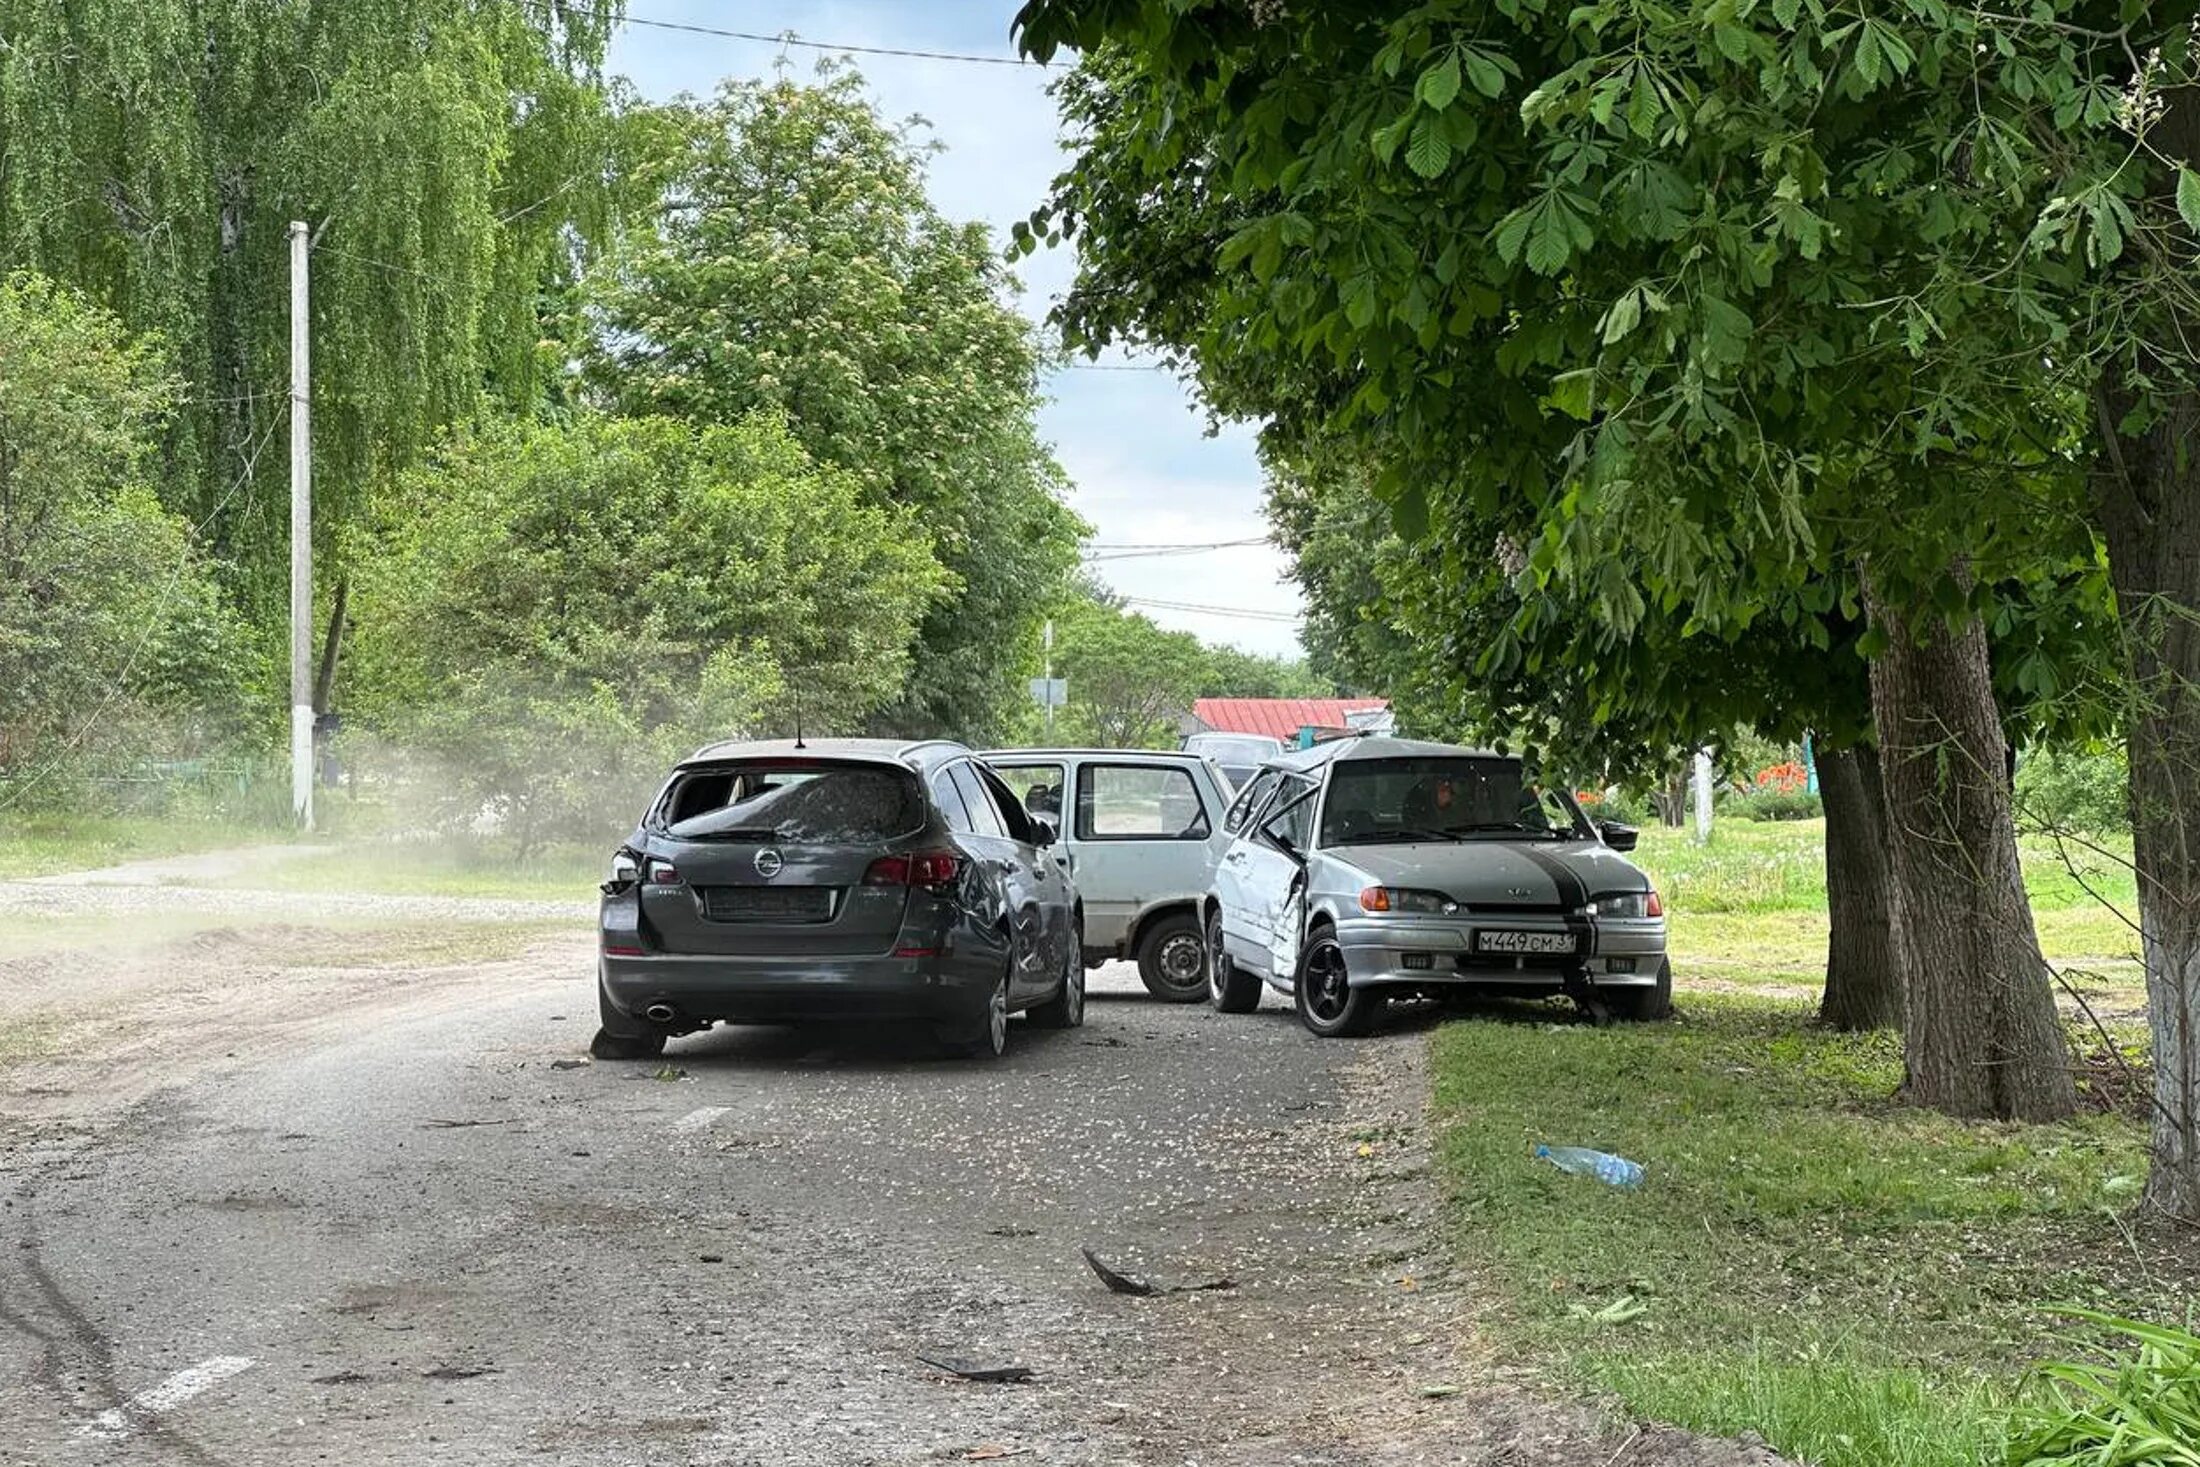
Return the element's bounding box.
[1080,1247,1235,1297]
[652,1065,688,1082]
[310,1371,371,1386]
[698,1254,724,1264]
[1568,1294,1648,1326]
[418,1117,518,1130]
[1081,1035,1129,1048]
[1418,1384,1462,1400]
[915,1354,1034,1384]
[986,1226,1039,1239]
[960,1446,1031,1461]
[548,1059,589,1071]
[421,1365,496,1381]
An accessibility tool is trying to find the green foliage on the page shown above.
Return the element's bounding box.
[348,412,947,850]
[1427,999,2166,1467]
[1042,590,1207,748]
[1015,0,2145,758]
[1199,644,1332,700]
[0,0,627,596]
[0,273,250,800]
[2017,747,2131,836]
[2006,1314,2200,1467]
[1729,790,1825,823]
[589,69,1082,740]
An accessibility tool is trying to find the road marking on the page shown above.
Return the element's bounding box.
[672,1106,730,1133]
[83,1355,256,1438]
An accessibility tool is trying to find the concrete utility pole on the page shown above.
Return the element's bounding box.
[1042,619,1055,738]
[1692,748,1714,845]
[289,221,313,831]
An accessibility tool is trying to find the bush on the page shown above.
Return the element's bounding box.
[347,411,950,851]
[2014,747,2128,835]
[1730,789,1824,822]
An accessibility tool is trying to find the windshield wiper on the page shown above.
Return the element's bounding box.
[1336,826,1463,844]
[1449,821,1562,838]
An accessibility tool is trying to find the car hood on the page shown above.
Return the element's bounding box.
[1330,840,1648,906]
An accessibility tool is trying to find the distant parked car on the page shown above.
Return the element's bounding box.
[1206,736,1670,1036]
[980,748,1234,1002]
[595,738,1082,1061]
[1179,731,1285,793]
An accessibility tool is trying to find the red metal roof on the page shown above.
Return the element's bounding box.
[1192,698,1390,743]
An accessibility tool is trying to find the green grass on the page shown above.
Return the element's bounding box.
[0,812,292,879]
[1430,997,2185,1467]
[199,839,605,901]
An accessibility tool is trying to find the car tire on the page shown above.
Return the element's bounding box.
[1136,911,1209,1003]
[1607,958,1673,1022]
[1207,905,1260,1014]
[591,975,667,1060]
[1030,919,1086,1029]
[940,957,1013,1059]
[1293,929,1382,1038]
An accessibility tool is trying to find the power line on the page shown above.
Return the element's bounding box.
[547,4,1045,68]
[1052,362,1175,373]
[1085,537,1269,551]
[1082,538,1271,563]
[1124,596,1302,624]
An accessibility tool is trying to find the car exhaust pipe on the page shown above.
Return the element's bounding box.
[643,1003,677,1025]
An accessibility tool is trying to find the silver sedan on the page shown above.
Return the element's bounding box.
[1204,737,1670,1036]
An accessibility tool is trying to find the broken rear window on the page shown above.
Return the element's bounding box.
[660,762,924,844]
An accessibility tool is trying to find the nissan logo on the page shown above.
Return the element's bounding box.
[754,848,785,879]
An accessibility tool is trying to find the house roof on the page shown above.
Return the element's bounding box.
[1190,697,1390,744]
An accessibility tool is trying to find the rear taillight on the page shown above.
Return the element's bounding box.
[646,859,682,886]
[1646,889,1664,918]
[865,851,960,889]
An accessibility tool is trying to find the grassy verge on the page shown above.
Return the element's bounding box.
[0,812,293,879]
[200,839,605,901]
[1429,997,2185,1467]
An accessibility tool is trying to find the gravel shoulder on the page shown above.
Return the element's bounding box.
[0,872,1789,1466]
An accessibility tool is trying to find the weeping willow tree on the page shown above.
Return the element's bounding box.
[0,0,627,621]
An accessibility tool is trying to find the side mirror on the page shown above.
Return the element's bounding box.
[1597,820,1639,853]
[1030,816,1058,849]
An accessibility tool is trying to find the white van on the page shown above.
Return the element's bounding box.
[980,749,1236,1001]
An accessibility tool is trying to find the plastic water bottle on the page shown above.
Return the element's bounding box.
[1534,1144,1644,1188]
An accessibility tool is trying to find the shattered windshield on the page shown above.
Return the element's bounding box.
[1318,757,1585,846]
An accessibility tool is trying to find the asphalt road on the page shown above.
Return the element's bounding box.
[0,886,1786,1467]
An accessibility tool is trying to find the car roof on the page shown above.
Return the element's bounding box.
[978,747,1210,763]
[1265,734,1511,774]
[680,737,969,771]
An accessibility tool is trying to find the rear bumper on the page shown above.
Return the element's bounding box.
[599,949,995,1026]
[1333,915,1667,991]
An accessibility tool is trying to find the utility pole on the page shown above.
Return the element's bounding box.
[289,221,313,831]
[1692,748,1714,846]
[1042,619,1055,738]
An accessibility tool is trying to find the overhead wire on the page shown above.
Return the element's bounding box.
[1123,596,1301,624]
[531,3,1046,68]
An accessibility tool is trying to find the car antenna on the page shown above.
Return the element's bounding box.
[793,686,807,751]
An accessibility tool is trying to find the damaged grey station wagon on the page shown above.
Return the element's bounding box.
[595,739,1083,1061]
[1205,737,1671,1036]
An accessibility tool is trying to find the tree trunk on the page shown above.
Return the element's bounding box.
[1864,565,2075,1121]
[1818,743,1904,1031]
[2090,82,2200,1223]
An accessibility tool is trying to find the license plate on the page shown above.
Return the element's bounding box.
[701,886,835,923]
[1475,929,1577,955]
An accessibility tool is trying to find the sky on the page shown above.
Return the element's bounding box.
[604,0,1307,658]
